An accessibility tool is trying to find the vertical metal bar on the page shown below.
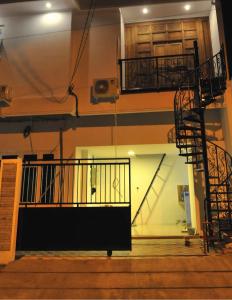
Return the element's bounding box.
[124,164,126,203]
[105,164,106,203]
[194,41,212,227]
[129,159,131,206]
[119,164,121,203]
[100,164,102,204]
[156,57,159,89]
[119,60,123,93]
[59,128,64,205]
[21,166,25,203]
[67,164,70,204]
[35,165,38,204]
[110,164,111,204]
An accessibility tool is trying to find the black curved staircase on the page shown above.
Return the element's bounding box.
[174,42,229,249]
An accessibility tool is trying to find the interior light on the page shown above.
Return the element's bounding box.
[128,150,135,157]
[46,2,52,9]
[41,13,62,25]
[142,8,149,14]
[184,4,191,11]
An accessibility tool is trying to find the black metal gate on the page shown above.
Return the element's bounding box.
[17,158,131,253]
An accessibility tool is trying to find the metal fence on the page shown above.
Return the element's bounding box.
[20,158,131,207]
[119,54,195,93]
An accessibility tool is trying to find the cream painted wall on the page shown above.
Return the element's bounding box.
[209,4,220,56]
[131,155,188,229]
[0,12,73,117]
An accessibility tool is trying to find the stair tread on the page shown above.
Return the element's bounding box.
[176,144,202,148]
[185,160,204,165]
[177,135,202,139]
[210,191,232,194]
[179,126,201,131]
[183,116,201,123]
[179,152,203,157]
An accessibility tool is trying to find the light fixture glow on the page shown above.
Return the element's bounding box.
[184,4,191,11]
[41,13,62,25]
[46,2,52,9]
[128,150,135,157]
[142,7,149,14]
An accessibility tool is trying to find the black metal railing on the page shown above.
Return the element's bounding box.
[200,46,227,105]
[20,158,131,207]
[173,43,231,249]
[119,54,195,94]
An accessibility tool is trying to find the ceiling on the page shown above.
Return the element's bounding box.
[78,144,179,158]
[77,0,208,10]
[0,0,77,17]
[121,0,212,23]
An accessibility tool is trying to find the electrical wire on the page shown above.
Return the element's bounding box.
[0,1,96,106]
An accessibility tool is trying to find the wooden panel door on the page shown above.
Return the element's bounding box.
[153,43,183,87]
[153,42,182,56]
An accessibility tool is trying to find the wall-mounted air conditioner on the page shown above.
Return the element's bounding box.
[91,78,119,104]
[0,85,12,107]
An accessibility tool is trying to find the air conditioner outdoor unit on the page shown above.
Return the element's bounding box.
[0,85,12,107]
[91,78,119,104]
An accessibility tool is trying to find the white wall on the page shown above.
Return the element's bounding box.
[0,12,71,101]
[131,154,189,231]
[119,9,125,59]
[209,4,220,55]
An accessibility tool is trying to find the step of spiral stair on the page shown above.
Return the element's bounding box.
[185,160,204,165]
[183,116,201,123]
[176,144,201,149]
[179,152,203,157]
[178,125,201,131]
[177,134,202,139]
[210,192,232,195]
[194,168,205,172]
[210,183,229,187]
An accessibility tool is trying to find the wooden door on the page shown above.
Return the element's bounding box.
[153,42,183,88]
[153,42,183,56]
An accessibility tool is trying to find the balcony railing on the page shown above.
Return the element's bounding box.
[118,54,195,94]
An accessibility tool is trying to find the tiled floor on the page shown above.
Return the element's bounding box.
[16,237,205,258]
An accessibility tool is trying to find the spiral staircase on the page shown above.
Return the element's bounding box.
[174,42,230,250]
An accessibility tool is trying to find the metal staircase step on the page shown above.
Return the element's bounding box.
[183,116,201,123]
[210,200,232,203]
[211,209,232,212]
[210,192,232,195]
[177,135,202,139]
[179,152,203,157]
[176,144,201,149]
[189,108,203,114]
[178,125,201,131]
[185,160,204,165]
[194,168,204,172]
[210,183,229,187]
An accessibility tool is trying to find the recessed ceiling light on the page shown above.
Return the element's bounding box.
[128,150,135,157]
[184,4,191,11]
[142,8,149,14]
[46,2,52,9]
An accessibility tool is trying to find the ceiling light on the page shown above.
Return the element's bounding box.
[142,8,149,14]
[128,150,135,157]
[46,2,52,9]
[184,4,191,11]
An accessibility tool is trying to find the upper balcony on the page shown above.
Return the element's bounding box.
[119,53,195,94]
[118,1,221,95]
